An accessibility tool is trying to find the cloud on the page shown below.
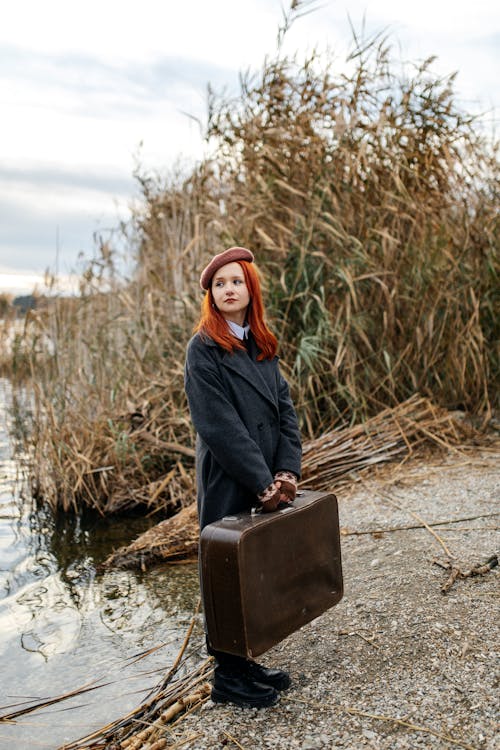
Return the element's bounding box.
[0,44,222,288]
[0,0,498,295]
[0,268,78,296]
[0,164,134,197]
[2,43,236,113]
[316,0,500,37]
[0,180,129,274]
[1,0,278,68]
[0,41,228,174]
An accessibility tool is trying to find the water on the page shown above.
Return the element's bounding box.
[0,379,201,749]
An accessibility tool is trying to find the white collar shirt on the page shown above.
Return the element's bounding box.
[226,320,250,341]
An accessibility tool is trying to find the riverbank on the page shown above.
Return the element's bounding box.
[3,428,498,749]
[0,378,201,750]
[164,448,499,750]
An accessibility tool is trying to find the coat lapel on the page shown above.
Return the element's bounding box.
[220,342,278,413]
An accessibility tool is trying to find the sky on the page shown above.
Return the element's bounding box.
[1,0,498,295]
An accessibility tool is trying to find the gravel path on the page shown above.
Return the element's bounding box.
[172,448,499,750]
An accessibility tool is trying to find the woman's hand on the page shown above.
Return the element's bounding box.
[274,471,297,502]
[257,481,282,512]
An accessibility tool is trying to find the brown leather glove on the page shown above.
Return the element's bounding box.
[257,481,282,512]
[274,471,298,502]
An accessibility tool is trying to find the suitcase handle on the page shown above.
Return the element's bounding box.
[250,500,296,515]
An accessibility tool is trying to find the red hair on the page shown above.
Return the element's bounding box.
[194,261,278,360]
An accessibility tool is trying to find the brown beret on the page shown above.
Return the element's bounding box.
[199,246,254,290]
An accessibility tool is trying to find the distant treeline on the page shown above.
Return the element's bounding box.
[0,293,40,316]
[7,12,500,514]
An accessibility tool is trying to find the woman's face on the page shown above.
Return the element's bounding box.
[211,261,250,325]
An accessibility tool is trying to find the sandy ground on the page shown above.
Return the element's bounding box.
[169,447,499,750]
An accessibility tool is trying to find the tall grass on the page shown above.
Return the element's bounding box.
[12,5,499,513]
[204,38,499,427]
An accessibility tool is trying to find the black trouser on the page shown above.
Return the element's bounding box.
[206,637,249,673]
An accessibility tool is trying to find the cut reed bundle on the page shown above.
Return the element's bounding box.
[59,665,212,750]
[103,502,200,570]
[300,394,477,489]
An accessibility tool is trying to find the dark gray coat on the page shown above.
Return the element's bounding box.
[184,332,302,529]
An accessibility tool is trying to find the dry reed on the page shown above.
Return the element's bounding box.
[205,28,499,428]
[58,603,212,750]
[7,2,499,515]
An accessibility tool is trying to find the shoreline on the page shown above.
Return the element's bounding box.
[165,449,499,750]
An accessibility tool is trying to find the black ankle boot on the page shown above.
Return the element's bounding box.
[212,666,279,708]
[244,661,291,691]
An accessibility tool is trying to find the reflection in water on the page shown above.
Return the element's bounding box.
[0,379,203,748]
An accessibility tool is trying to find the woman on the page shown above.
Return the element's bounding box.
[184,246,302,709]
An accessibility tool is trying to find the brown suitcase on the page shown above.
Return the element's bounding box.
[200,489,343,658]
